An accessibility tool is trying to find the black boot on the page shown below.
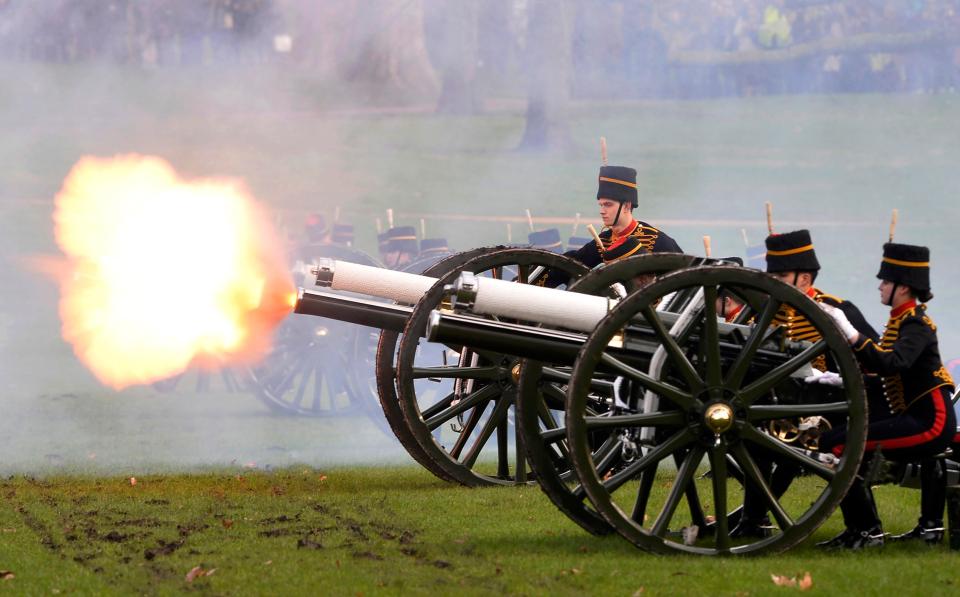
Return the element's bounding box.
[890,519,944,545]
[817,526,885,550]
[730,516,772,539]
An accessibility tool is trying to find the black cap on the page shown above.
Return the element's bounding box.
[386,226,418,253]
[597,165,638,208]
[332,224,353,245]
[567,236,593,251]
[377,231,390,251]
[305,213,327,243]
[420,238,450,254]
[528,228,563,253]
[878,243,932,301]
[765,230,820,273]
[602,236,646,263]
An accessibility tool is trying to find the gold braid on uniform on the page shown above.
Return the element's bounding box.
[772,289,833,371]
[879,307,909,413]
[600,223,661,253]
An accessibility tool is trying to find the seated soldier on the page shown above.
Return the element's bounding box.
[734,230,879,538]
[818,242,955,549]
[382,226,419,269]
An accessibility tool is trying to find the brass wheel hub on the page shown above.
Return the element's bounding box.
[703,402,734,434]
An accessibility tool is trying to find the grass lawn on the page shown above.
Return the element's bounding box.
[1,467,957,596]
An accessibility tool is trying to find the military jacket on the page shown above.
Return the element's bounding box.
[565,219,683,270]
[853,300,955,415]
[773,287,878,372]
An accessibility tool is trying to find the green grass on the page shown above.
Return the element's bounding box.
[0,467,957,596]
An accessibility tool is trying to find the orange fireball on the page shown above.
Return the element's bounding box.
[53,154,295,389]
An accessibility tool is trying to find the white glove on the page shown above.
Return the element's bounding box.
[804,370,844,387]
[818,303,859,344]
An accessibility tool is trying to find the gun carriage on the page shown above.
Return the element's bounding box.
[292,249,872,555]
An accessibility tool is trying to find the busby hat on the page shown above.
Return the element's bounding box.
[420,238,450,255]
[567,236,593,251]
[332,223,354,245]
[765,229,820,273]
[377,231,390,252]
[602,236,646,263]
[528,228,563,253]
[385,226,418,253]
[877,243,932,301]
[597,165,638,208]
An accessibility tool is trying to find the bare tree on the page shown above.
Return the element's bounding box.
[518,0,572,151]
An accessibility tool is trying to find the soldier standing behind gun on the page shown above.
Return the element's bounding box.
[733,229,880,538]
[549,165,681,286]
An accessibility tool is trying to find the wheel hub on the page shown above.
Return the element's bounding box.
[703,402,734,434]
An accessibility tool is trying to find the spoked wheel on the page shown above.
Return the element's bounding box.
[152,364,247,394]
[396,248,589,486]
[374,248,498,480]
[516,253,699,535]
[565,266,867,555]
[247,245,388,429]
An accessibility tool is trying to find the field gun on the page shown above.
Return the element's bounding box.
[289,249,870,555]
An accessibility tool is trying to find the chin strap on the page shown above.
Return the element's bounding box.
[612,202,625,228]
[885,283,899,307]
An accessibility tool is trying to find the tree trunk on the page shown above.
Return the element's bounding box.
[424,0,479,114]
[518,0,572,152]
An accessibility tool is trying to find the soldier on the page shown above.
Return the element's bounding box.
[528,228,564,254]
[419,238,451,257]
[716,257,745,322]
[733,230,880,538]
[567,235,593,253]
[817,242,955,549]
[298,213,329,261]
[382,226,419,269]
[331,223,354,247]
[550,165,681,286]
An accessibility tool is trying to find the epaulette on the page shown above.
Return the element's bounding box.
[817,292,844,305]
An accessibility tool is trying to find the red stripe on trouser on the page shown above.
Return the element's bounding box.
[831,387,948,457]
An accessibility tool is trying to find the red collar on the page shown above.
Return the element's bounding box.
[725,303,744,322]
[612,219,638,240]
[891,299,917,319]
[805,286,818,299]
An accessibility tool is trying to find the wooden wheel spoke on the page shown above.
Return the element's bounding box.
[516,264,528,284]
[425,384,501,430]
[747,401,849,421]
[724,299,781,389]
[311,364,324,411]
[541,366,572,383]
[729,442,795,531]
[740,340,829,405]
[601,429,693,494]
[741,425,836,481]
[701,285,722,387]
[651,447,704,537]
[462,394,515,468]
[709,445,731,551]
[449,401,489,459]
[640,305,704,393]
[631,469,657,524]
[410,366,501,380]
[420,391,457,420]
[497,416,510,478]
[599,353,694,409]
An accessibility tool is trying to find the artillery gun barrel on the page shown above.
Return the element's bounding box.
[427,308,807,373]
[294,289,412,332]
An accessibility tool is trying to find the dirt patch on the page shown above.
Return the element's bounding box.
[144,539,184,560]
[103,530,128,543]
[351,551,384,561]
[297,537,323,550]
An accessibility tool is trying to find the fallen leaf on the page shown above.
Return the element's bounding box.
[571,568,582,575]
[1,528,15,533]
[264,560,272,566]
[319,475,328,482]
[578,545,589,553]
[771,574,797,587]
[185,566,216,583]
[632,589,645,596]
[0,571,14,580]
[222,519,234,529]
[129,477,137,486]
[798,572,813,591]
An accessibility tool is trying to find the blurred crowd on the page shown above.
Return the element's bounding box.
[1,0,959,97]
[0,0,284,65]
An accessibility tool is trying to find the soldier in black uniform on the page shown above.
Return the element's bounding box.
[331,223,354,247]
[528,228,564,254]
[382,226,419,269]
[549,165,681,286]
[817,242,955,549]
[733,230,879,538]
[419,237,451,257]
